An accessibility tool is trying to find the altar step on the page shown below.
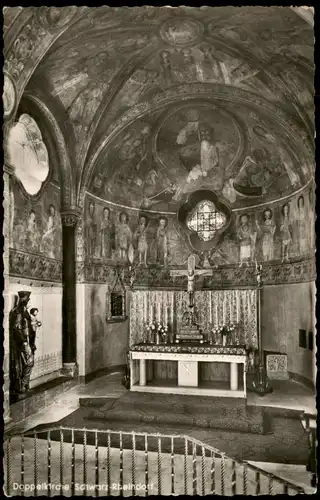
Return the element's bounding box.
[29,402,309,466]
[82,392,270,435]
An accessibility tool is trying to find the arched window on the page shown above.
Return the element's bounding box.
[7,113,50,196]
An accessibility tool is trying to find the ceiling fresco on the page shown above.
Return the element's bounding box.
[89,96,311,212]
[34,31,158,151]
[5,5,313,210]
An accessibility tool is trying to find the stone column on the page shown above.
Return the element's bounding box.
[60,209,81,378]
[3,163,14,423]
[139,359,147,386]
[230,362,238,391]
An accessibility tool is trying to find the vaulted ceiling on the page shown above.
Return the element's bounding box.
[4,6,314,210]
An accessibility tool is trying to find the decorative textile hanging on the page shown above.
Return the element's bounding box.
[130,289,257,348]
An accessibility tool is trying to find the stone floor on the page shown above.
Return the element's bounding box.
[4,372,317,494]
[247,379,316,413]
[5,371,127,435]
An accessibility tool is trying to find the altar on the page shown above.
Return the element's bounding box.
[129,255,257,399]
[130,343,247,398]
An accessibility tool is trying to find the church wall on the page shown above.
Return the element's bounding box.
[80,283,129,376]
[261,281,315,385]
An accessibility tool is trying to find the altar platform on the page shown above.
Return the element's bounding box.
[130,343,247,398]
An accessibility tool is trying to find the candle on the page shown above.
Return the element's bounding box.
[215,293,218,325]
[144,292,147,325]
[236,292,240,324]
[163,298,168,325]
[171,294,174,327]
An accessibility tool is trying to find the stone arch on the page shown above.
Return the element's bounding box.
[8,92,77,210]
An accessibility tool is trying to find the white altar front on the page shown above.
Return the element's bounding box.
[130,344,247,398]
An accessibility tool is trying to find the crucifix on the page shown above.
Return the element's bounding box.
[170,254,213,308]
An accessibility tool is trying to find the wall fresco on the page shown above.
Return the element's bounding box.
[83,185,315,273]
[10,177,62,261]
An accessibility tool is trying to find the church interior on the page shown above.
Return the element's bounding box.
[3,5,317,496]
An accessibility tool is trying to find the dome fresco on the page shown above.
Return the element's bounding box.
[89,100,311,213]
[20,5,313,212]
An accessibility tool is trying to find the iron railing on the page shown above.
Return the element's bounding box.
[4,426,306,496]
[301,412,317,488]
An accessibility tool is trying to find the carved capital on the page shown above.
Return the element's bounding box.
[60,208,82,227]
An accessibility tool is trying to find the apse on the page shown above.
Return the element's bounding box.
[3,7,315,490]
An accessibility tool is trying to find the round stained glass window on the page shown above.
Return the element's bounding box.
[186,200,227,241]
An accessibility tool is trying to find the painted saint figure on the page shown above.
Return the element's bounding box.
[9,291,36,399]
[280,203,292,262]
[296,195,308,256]
[160,50,173,87]
[233,149,272,197]
[256,208,276,261]
[86,201,98,259]
[173,112,223,199]
[25,209,38,252]
[156,217,168,267]
[40,204,58,259]
[177,48,198,82]
[198,46,222,82]
[237,214,257,267]
[134,216,149,266]
[116,212,132,262]
[99,207,113,259]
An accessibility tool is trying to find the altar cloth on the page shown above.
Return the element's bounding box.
[130,343,247,355]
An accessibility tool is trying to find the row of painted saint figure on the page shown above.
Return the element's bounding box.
[238,197,313,267]
[86,203,169,266]
[14,204,61,259]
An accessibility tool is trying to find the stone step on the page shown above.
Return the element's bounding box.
[28,405,309,466]
[86,398,267,435]
[101,391,248,411]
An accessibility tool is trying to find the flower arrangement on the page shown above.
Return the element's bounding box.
[210,323,237,345]
[146,321,169,344]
